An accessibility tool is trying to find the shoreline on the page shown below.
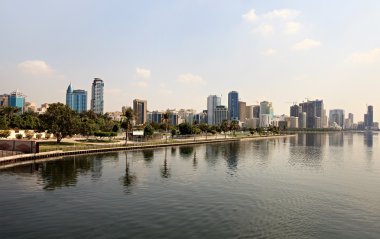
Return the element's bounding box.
[0,134,295,169]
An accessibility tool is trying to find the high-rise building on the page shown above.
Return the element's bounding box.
[66,83,88,113]
[253,105,260,118]
[207,95,221,125]
[246,105,254,119]
[365,105,374,128]
[214,105,228,125]
[329,109,345,127]
[228,91,239,121]
[290,104,302,117]
[298,112,307,129]
[238,101,246,122]
[91,78,104,114]
[0,94,9,108]
[8,90,26,113]
[133,99,147,125]
[299,100,325,128]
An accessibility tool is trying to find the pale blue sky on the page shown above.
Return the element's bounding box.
[1,0,380,122]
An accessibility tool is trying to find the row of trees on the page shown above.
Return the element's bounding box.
[0,103,121,143]
[0,103,280,143]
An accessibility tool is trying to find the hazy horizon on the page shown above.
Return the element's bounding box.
[1,0,380,122]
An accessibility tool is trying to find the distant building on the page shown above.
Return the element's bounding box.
[228,91,239,121]
[246,105,254,119]
[66,83,88,113]
[252,105,260,118]
[299,100,325,129]
[91,78,104,114]
[298,112,307,129]
[0,94,9,107]
[238,101,246,122]
[8,90,26,114]
[133,99,147,125]
[259,101,273,127]
[344,113,354,129]
[245,118,260,129]
[290,104,302,117]
[107,111,123,121]
[214,105,228,125]
[207,95,221,125]
[364,105,374,129]
[329,109,345,128]
[25,102,37,112]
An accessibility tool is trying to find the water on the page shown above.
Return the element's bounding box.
[1,132,380,239]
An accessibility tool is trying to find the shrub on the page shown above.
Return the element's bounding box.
[16,133,23,139]
[25,130,34,140]
[36,133,42,140]
[0,130,11,138]
[45,133,51,139]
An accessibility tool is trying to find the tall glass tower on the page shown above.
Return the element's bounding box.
[91,78,104,114]
[207,95,221,125]
[66,83,87,113]
[228,91,239,121]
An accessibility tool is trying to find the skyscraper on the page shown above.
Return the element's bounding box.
[290,104,302,117]
[207,95,221,125]
[253,105,260,118]
[8,90,25,114]
[214,105,228,125]
[228,91,239,121]
[66,83,88,113]
[133,99,147,125]
[366,105,374,128]
[91,78,104,114]
[238,101,246,122]
[299,100,325,128]
[329,109,345,127]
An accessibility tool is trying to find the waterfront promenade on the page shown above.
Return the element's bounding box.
[0,134,294,169]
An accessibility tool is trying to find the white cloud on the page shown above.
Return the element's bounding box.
[292,38,321,51]
[346,48,380,64]
[264,9,299,20]
[136,67,151,79]
[253,24,274,35]
[178,73,205,85]
[284,21,301,34]
[242,9,258,22]
[263,48,277,56]
[134,81,149,88]
[18,60,54,75]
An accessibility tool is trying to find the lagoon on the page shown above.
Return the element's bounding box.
[0,132,379,238]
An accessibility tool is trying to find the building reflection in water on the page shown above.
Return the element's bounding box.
[224,142,239,173]
[329,132,344,147]
[364,131,373,147]
[205,144,220,166]
[288,133,324,169]
[192,150,198,169]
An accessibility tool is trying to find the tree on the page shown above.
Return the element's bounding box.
[0,115,9,130]
[230,120,240,136]
[79,119,98,138]
[41,103,79,143]
[144,124,154,138]
[162,111,170,133]
[122,107,134,142]
[112,124,120,133]
[220,120,230,138]
[178,122,193,135]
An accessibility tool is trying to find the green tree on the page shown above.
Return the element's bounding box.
[0,115,9,130]
[220,120,230,138]
[41,103,79,143]
[178,122,193,135]
[79,119,98,138]
[144,124,154,138]
[121,107,134,142]
[230,120,240,136]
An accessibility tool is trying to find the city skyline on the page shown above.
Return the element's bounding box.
[1,1,380,120]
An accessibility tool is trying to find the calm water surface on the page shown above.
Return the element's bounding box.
[1,133,380,239]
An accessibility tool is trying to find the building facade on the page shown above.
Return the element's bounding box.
[133,99,147,125]
[299,100,325,129]
[207,95,221,125]
[91,78,104,114]
[329,109,345,127]
[66,83,88,113]
[214,105,228,125]
[228,91,239,121]
[8,90,26,114]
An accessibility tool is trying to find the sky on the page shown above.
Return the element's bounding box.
[1,0,380,122]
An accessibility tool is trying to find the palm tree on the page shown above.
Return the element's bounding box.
[1,106,19,120]
[123,107,134,142]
